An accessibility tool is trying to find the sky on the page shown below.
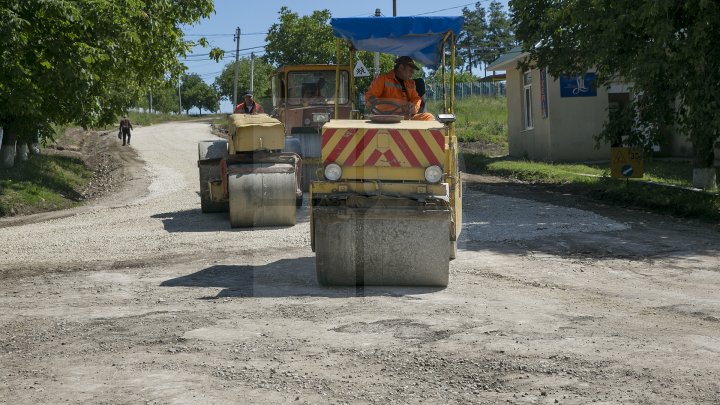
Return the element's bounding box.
[181,0,509,112]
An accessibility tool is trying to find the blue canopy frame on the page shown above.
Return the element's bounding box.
[330,16,464,68]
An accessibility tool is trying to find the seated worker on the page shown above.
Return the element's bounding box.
[233,92,265,114]
[365,56,434,121]
[302,85,325,105]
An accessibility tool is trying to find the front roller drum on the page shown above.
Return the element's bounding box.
[313,206,451,287]
[228,164,297,228]
[198,140,229,213]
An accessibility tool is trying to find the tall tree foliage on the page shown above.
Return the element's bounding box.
[511,0,720,187]
[264,7,336,66]
[458,3,488,73]
[458,2,514,74]
[485,1,515,68]
[0,0,215,141]
[180,74,218,115]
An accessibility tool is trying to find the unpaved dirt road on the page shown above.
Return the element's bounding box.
[1,121,719,404]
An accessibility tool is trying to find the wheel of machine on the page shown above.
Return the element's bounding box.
[313,205,451,287]
[228,163,297,227]
[197,140,229,213]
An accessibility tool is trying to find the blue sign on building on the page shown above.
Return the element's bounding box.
[560,73,597,98]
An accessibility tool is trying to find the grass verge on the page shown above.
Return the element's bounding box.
[428,96,507,145]
[460,152,720,222]
[0,153,92,216]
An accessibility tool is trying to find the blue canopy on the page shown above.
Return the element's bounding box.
[330,16,464,68]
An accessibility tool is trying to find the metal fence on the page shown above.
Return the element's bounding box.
[426,81,506,101]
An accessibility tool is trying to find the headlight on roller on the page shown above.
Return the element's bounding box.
[313,112,330,124]
[324,163,342,181]
[424,165,443,183]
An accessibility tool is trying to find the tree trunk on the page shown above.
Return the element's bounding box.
[692,168,716,190]
[0,130,17,168]
[692,135,717,190]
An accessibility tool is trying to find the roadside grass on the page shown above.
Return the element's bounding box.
[95,112,226,131]
[461,152,720,222]
[1,112,228,217]
[127,111,225,127]
[0,153,92,216]
[428,96,507,146]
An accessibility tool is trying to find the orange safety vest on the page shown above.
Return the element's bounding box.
[233,101,265,114]
[365,71,433,121]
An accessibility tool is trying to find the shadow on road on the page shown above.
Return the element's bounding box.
[151,207,310,233]
[160,257,444,298]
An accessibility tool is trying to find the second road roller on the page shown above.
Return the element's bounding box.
[197,113,302,227]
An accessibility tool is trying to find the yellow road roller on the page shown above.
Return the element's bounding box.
[271,64,353,192]
[198,114,302,227]
[310,16,464,286]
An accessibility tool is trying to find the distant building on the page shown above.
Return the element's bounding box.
[487,46,704,162]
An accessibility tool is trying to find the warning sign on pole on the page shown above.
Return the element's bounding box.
[353,60,370,77]
[611,147,644,178]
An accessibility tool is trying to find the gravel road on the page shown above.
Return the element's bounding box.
[1,121,719,404]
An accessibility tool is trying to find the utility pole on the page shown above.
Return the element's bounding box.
[250,52,255,93]
[233,27,241,108]
[178,80,182,115]
[149,88,153,114]
[374,9,381,78]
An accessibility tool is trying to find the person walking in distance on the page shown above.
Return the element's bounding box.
[119,115,133,146]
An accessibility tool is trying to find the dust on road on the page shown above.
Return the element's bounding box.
[1,121,718,404]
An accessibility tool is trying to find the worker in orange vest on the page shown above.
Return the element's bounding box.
[233,93,265,114]
[365,56,434,121]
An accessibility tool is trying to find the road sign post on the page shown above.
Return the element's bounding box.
[611,147,644,179]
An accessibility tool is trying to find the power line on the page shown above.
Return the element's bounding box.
[412,2,481,16]
[185,32,267,37]
[183,45,267,59]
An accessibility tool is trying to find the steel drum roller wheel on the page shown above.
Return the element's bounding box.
[197,140,229,213]
[313,206,451,286]
[228,165,297,228]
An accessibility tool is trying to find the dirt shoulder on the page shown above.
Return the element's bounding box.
[0,127,148,228]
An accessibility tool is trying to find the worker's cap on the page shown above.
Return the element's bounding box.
[244,92,253,97]
[394,56,419,70]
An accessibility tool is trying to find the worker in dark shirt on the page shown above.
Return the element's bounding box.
[119,115,133,146]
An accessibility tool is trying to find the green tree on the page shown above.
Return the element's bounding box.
[180,73,218,115]
[458,3,488,73]
[214,57,275,105]
[0,0,215,141]
[484,1,515,68]
[510,0,719,188]
[198,84,220,115]
[264,7,336,66]
[152,81,183,114]
[134,80,182,114]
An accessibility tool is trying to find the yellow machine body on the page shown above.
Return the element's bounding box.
[228,114,286,153]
